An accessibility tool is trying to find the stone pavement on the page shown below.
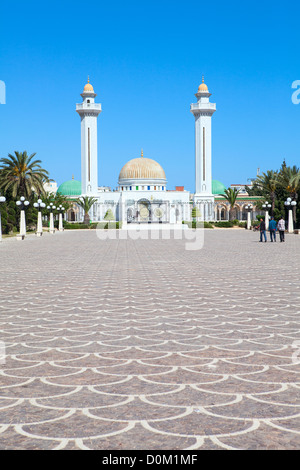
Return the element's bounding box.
[0,229,299,450]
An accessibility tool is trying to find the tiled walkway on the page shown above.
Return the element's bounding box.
[0,229,299,449]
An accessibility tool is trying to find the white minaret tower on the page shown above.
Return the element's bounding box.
[190,77,216,221]
[76,78,102,194]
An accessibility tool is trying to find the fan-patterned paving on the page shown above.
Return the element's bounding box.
[0,230,299,450]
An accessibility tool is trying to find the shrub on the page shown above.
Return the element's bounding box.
[64,223,89,230]
[213,221,234,228]
[232,219,239,225]
[3,223,14,234]
[63,221,123,230]
[103,209,115,221]
[192,221,202,228]
[96,221,122,229]
[182,221,213,229]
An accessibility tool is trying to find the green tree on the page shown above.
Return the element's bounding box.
[220,188,240,221]
[0,151,50,198]
[278,164,300,223]
[104,208,115,222]
[42,192,72,217]
[254,170,279,216]
[192,206,201,221]
[245,183,263,197]
[0,187,19,233]
[76,196,97,224]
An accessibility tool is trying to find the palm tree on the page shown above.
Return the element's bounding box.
[0,151,50,198]
[254,170,279,216]
[76,196,97,224]
[220,187,240,221]
[278,165,300,222]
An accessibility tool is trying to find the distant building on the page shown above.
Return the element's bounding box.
[214,182,262,221]
[230,183,253,195]
[43,181,58,194]
[56,78,262,224]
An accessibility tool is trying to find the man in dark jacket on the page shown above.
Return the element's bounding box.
[259,218,267,242]
[269,217,277,242]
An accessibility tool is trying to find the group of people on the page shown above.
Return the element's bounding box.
[259,217,286,243]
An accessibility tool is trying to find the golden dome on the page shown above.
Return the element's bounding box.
[83,77,94,93]
[119,155,166,181]
[198,76,208,92]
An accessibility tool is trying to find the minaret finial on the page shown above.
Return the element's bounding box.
[202,75,204,83]
[141,148,143,157]
[88,76,90,83]
[72,174,74,180]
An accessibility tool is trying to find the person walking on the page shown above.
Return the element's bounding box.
[277,217,285,242]
[269,216,277,242]
[259,218,267,242]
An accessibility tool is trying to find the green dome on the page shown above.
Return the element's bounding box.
[57,179,82,196]
[212,179,227,195]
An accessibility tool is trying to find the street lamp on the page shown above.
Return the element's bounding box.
[47,203,56,234]
[262,201,271,230]
[16,196,30,240]
[57,205,65,232]
[245,204,253,230]
[0,196,6,242]
[284,197,297,233]
[33,199,46,236]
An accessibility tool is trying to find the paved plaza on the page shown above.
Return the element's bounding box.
[0,228,299,450]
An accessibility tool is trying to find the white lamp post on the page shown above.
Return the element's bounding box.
[16,196,30,240]
[284,198,297,233]
[57,205,65,231]
[0,196,6,242]
[245,204,253,230]
[262,201,271,230]
[33,199,46,236]
[47,203,56,234]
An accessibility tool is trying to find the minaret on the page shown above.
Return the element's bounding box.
[190,77,216,221]
[76,78,102,194]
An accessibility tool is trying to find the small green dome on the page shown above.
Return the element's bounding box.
[212,179,227,195]
[57,179,82,196]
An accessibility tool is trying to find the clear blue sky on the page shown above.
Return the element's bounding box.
[0,0,299,191]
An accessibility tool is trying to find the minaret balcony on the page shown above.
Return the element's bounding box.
[190,102,216,115]
[76,103,102,112]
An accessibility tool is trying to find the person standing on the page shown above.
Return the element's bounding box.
[269,216,277,242]
[277,217,285,242]
[259,218,267,242]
